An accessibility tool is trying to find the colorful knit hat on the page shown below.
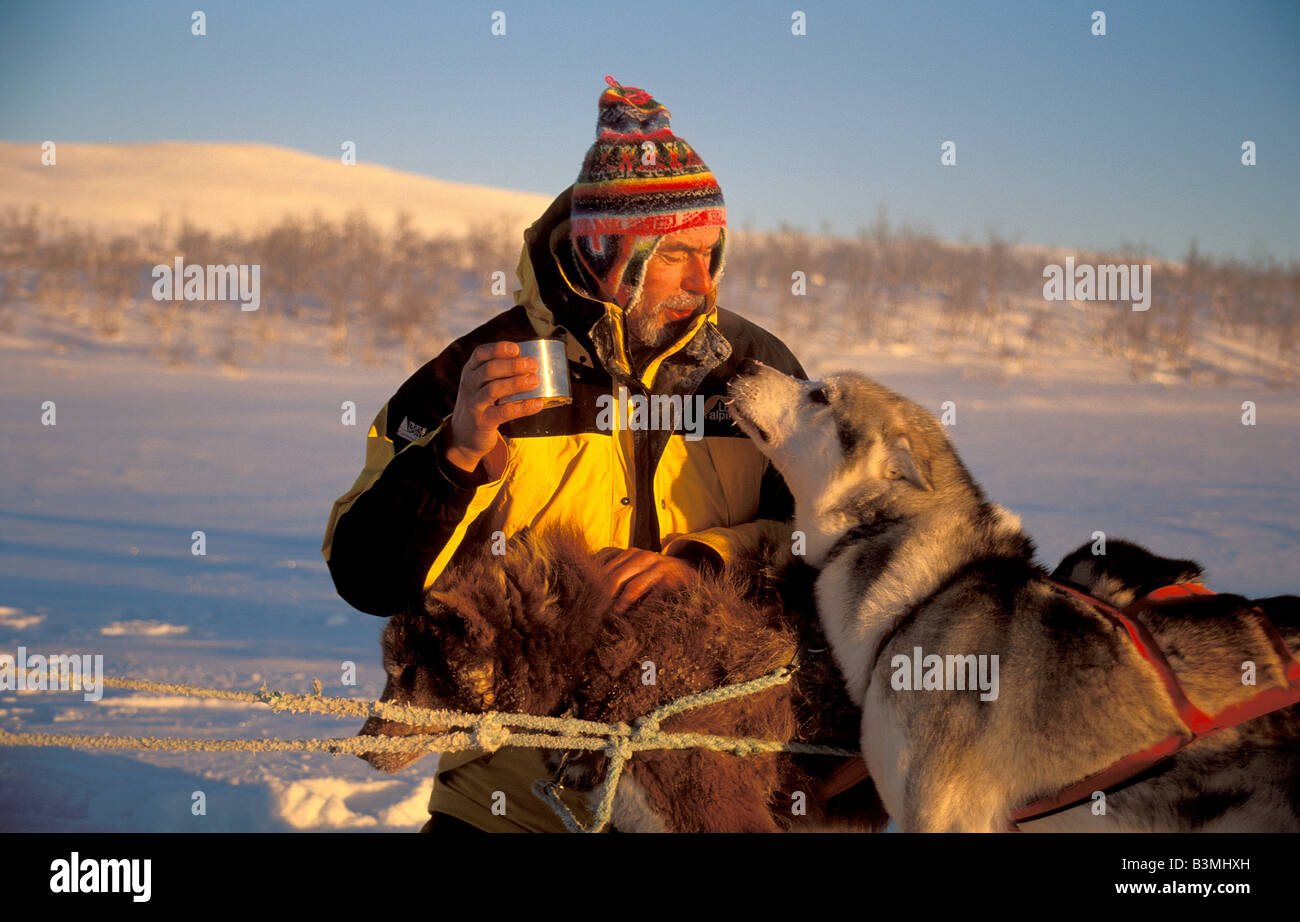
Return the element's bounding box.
[570,75,727,309]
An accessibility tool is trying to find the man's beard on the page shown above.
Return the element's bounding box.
[624,291,705,352]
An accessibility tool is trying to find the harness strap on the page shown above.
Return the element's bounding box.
[1203,605,1300,730]
[1047,580,1217,735]
[808,576,1300,825]
[1010,581,1300,829]
[809,577,1223,809]
[1256,605,1300,685]
[817,758,872,802]
[1142,582,1216,600]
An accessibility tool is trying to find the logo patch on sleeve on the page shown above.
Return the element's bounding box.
[702,394,732,423]
[396,416,429,442]
[699,394,740,437]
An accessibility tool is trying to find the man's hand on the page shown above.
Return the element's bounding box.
[445,341,546,474]
[594,547,704,616]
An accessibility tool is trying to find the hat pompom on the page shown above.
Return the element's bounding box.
[596,76,673,140]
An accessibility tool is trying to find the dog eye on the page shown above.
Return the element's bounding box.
[808,387,829,405]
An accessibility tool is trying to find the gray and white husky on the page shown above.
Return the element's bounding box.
[726,359,1300,832]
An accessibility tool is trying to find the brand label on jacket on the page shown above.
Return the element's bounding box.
[396,416,429,442]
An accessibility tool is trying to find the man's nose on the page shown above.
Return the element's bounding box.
[681,255,713,294]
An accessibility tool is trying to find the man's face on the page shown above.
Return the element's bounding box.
[620,225,721,351]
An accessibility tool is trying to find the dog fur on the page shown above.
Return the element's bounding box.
[1052,538,1205,609]
[356,520,888,833]
[725,360,1300,832]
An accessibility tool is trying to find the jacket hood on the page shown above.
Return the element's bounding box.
[512,184,731,390]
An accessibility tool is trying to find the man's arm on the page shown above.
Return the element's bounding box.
[322,402,507,616]
[660,459,798,571]
[321,335,531,617]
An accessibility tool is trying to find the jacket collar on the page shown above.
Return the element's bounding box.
[513,184,732,391]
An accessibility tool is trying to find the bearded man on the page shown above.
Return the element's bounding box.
[323,76,808,832]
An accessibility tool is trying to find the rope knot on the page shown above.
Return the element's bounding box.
[475,714,510,752]
[605,739,633,761]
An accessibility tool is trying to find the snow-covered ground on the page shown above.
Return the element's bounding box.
[0,308,446,831]
[3,285,1296,833]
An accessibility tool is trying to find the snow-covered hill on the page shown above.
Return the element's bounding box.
[0,140,552,239]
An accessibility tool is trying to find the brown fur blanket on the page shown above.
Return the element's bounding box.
[357,521,886,832]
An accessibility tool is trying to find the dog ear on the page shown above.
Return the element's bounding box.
[881,435,933,491]
[423,589,506,676]
[428,587,486,629]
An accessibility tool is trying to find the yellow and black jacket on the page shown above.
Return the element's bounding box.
[322,184,807,831]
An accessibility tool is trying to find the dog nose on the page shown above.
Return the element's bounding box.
[737,358,764,376]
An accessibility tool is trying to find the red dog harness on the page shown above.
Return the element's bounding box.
[816,581,1300,827]
[1007,580,1300,828]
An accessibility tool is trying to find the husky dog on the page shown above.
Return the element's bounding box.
[356,520,887,833]
[725,359,1300,832]
[1051,538,1205,609]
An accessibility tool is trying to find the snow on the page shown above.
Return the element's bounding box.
[0,300,447,830]
[268,777,431,830]
[100,621,189,637]
[0,607,44,630]
[0,141,551,241]
[1,149,1297,833]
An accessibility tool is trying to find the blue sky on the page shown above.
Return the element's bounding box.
[1,0,1296,261]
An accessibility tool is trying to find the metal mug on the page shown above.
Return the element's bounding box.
[496,338,572,409]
